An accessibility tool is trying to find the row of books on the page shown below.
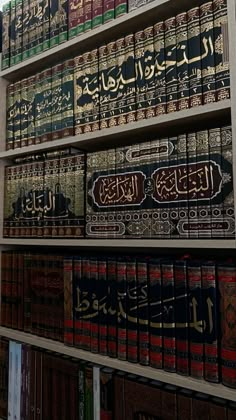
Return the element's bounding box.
[2,338,236,420]
[6,0,230,150]
[2,251,236,389]
[3,126,234,239]
[1,0,152,70]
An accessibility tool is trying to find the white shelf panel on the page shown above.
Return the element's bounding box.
[0,238,235,249]
[0,0,205,82]
[0,327,236,401]
[0,100,230,158]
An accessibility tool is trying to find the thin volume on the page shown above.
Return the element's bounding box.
[154,21,166,115]
[10,0,16,66]
[218,261,236,388]
[85,363,93,420]
[64,256,74,346]
[82,257,91,351]
[3,166,12,238]
[74,256,83,349]
[143,26,155,119]
[93,366,100,420]
[135,30,146,120]
[117,257,127,361]
[200,1,216,104]
[137,257,149,365]
[90,257,99,354]
[68,0,80,39]
[107,256,117,358]
[40,68,52,143]
[104,0,114,23]
[62,58,75,138]
[149,258,162,369]
[162,259,176,373]
[6,83,14,150]
[213,0,230,101]
[22,0,30,61]
[98,257,108,356]
[13,81,21,149]
[176,12,189,110]
[14,0,23,64]
[124,33,136,123]
[126,256,138,363]
[74,152,86,238]
[98,45,108,130]
[188,260,204,379]
[20,78,29,147]
[176,133,189,239]
[116,37,127,126]
[187,131,198,239]
[208,127,222,238]
[165,16,178,113]
[74,54,86,134]
[51,63,63,141]
[27,75,36,146]
[106,40,117,128]
[92,0,103,28]
[187,7,202,107]
[84,49,99,133]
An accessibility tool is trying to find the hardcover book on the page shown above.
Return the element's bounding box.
[187,7,202,107]
[176,12,189,110]
[10,0,16,66]
[6,83,14,150]
[154,21,166,115]
[143,26,155,119]
[149,258,162,369]
[126,257,138,363]
[137,258,149,365]
[43,0,50,51]
[165,17,178,113]
[84,0,92,31]
[59,0,68,43]
[22,0,30,61]
[62,58,75,137]
[50,0,60,47]
[2,2,11,69]
[51,63,63,140]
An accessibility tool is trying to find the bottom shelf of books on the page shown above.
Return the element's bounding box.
[0,335,236,420]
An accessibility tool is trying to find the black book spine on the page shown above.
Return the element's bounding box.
[154,21,166,115]
[107,257,117,358]
[162,259,176,373]
[126,257,138,363]
[187,7,202,108]
[117,257,127,361]
[176,12,189,110]
[135,30,146,120]
[137,258,149,366]
[165,16,178,113]
[144,26,155,119]
[149,258,162,369]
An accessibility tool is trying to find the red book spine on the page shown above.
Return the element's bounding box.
[74,257,83,348]
[98,258,108,356]
[17,252,24,330]
[11,252,18,329]
[218,262,236,388]
[84,0,92,31]
[90,257,99,354]
[117,258,127,361]
[126,257,138,363]
[137,258,149,366]
[149,258,162,369]
[64,256,74,346]
[107,257,117,358]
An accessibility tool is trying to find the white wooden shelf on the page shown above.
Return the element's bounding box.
[0,100,230,158]
[0,238,235,249]
[0,0,204,82]
[0,327,235,401]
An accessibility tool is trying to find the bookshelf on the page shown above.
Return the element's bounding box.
[0,0,236,405]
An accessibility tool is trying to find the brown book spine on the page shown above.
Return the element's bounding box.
[137,258,149,366]
[209,397,227,420]
[192,393,210,420]
[161,385,177,420]
[23,253,32,333]
[4,252,12,329]
[177,388,193,419]
[35,351,43,420]
[228,402,236,420]
[114,372,125,420]
[17,252,24,330]
[64,256,74,346]
[11,251,18,329]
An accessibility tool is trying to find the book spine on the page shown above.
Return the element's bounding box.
[43,0,50,51]
[74,54,85,134]
[117,258,127,361]
[59,0,68,43]
[221,125,234,238]
[115,0,127,18]
[85,364,93,420]
[135,30,146,120]
[2,2,11,69]
[144,26,155,119]
[14,81,22,149]
[14,0,23,64]
[202,261,219,383]
[100,368,113,420]
[161,385,177,420]
[20,78,28,147]
[27,75,36,146]
[175,260,189,376]
[93,366,100,420]
[176,12,189,110]
[8,341,15,420]
[105,40,117,128]
[22,0,29,60]
[90,49,100,132]
[0,252,8,327]
[187,7,202,107]
[74,256,82,348]
[68,0,79,38]
[35,351,42,420]
[23,253,32,333]
[34,72,43,144]
[137,258,149,365]
[218,262,236,388]
[200,1,216,104]
[192,393,210,420]
[213,0,230,101]
[113,372,125,420]
[11,252,18,329]
[40,68,52,143]
[5,252,12,329]
[228,403,236,420]
[51,63,63,140]
[98,258,108,355]
[165,17,178,113]
[0,339,9,419]
[149,258,162,369]
[77,0,85,34]
[3,167,11,237]
[187,131,198,238]
[104,0,114,23]
[84,0,92,31]
[28,0,39,58]
[126,257,138,363]
[29,349,36,420]
[10,0,16,66]
[79,361,85,420]
[162,260,176,372]
[17,252,24,330]
[86,257,98,354]
[64,256,74,346]
[50,0,60,47]
[107,257,117,358]
[62,58,75,137]
[124,33,136,123]
[98,45,108,129]
[210,398,227,420]
[154,21,166,115]
[6,83,15,150]
[188,261,204,379]
[35,1,44,55]
[177,389,193,419]
[92,0,103,28]
[15,342,22,420]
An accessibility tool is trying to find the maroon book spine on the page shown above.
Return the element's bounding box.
[126,257,138,363]
[42,353,52,420]
[25,345,31,420]
[107,257,117,358]
[52,356,60,420]
[82,257,91,351]
[64,256,74,346]
[149,258,162,369]
[74,256,83,348]
[161,385,177,420]
[11,252,18,329]
[5,252,12,329]
[177,388,193,419]
[30,349,36,420]
[162,260,176,373]
[17,252,24,330]
[35,351,43,420]
[98,258,108,356]
[192,393,209,420]
[210,397,227,420]
[1,251,8,327]
[218,262,236,388]
[137,258,149,366]
[117,258,127,361]
[90,257,99,354]
[100,367,113,420]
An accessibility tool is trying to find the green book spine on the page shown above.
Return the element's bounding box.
[15,0,23,64]
[6,83,15,150]
[61,59,75,137]
[77,0,85,34]
[92,0,103,28]
[35,0,44,55]
[69,0,80,38]
[213,0,230,101]
[28,0,40,57]
[51,63,63,140]
[165,16,178,113]
[125,33,136,123]
[22,0,29,61]
[35,71,43,144]
[135,30,146,120]
[144,26,155,119]
[43,156,59,237]
[43,0,50,51]
[187,7,202,107]
[104,0,114,23]
[10,0,16,66]
[154,21,166,115]
[59,0,68,43]
[84,0,92,31]
[98,44,108,129]
[20,78,28,147]
[176,12,189,110]
[27,75,36,145]
[2,2,11,69]
[13,81,21,149]
[41,68,52,143]
[50,0,60,47]
[200,1,216,104]
[116,37,127,125]
[115,0,127,18]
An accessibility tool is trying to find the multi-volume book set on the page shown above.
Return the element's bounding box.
[1,251,236,390]
[1,338,236,420]
[6,0,229,150]
[1,0,148,70]
[3,126,234,239]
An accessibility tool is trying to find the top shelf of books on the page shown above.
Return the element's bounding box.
[0,0,209,82]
